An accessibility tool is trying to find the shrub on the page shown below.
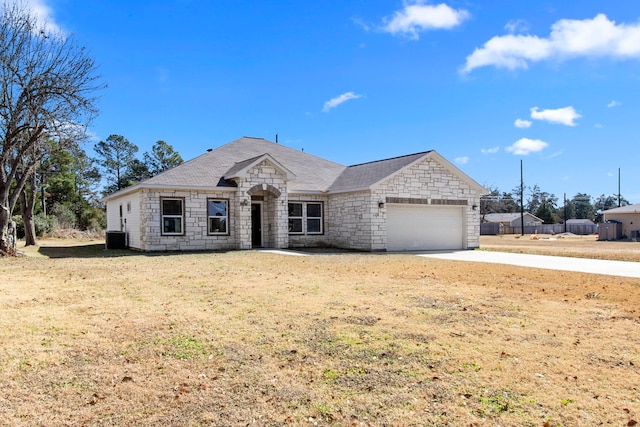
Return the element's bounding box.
[34,214,55,236]
[51,204,77,229]
[13,214,55,237]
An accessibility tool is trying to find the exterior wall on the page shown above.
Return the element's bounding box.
[603,213,640,238]
[106,192,141,248]
[108,154,484,252]
[376,157,482,249]
[139,189,237,251]
[106,199,122,232]
[287,193,331,248]
[234,160,289,249]
[509,214,542,226]
[326,190,376,251]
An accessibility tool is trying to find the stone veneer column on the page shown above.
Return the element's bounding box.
[274,192,289,248]
[236,187,252,249]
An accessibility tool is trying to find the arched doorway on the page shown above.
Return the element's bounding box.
[247,184,282,248]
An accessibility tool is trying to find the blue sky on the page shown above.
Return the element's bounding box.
[23,0,640,203]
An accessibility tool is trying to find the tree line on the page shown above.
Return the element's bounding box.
[11,135,183,247]
[0,2,183,254]
[481,184,630,224]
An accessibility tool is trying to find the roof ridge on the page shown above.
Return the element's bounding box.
[348,150,432,167]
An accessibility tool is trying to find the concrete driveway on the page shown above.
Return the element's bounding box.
[418,250,640,279]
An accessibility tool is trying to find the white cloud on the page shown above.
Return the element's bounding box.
[595,123,603,128]
[514,118,532,128]
[322,92,363,113]
[382,1,469,40]
[455,156,469,164]
[607,100,621,108]
[7,0,63,35]
[462,14,640,73]
[481,146,500,154]
[505,19,529,35]
[530,106,581,126]
[505,138,548,155]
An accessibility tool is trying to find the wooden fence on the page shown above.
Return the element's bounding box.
[481,223,598,236]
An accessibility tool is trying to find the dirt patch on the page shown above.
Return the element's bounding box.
[0,238,639,426]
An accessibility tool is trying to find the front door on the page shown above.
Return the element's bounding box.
[251,203,262,248]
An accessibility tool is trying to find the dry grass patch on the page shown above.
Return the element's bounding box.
[481,234,640,262]
[1,239,639,426]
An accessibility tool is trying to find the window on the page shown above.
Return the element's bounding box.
[288,202,323,234]
[161,198,183,235]
[306,203,322,234]
[208,199,228,234]
[288,203,303,233]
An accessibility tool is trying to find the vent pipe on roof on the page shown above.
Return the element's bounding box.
[206,148,213,152]
[275,133,278,143]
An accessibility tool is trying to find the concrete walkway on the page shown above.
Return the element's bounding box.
[418,250,640,279]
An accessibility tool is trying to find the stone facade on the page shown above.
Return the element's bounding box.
[105,147,485,252]
[325,191,377,251]
[137,189,237,251]
[287,193,330,248]
[234,160,289,249]
[376,157,481,249]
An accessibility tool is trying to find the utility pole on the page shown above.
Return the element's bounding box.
[618,167,621,207]
[564,193,567,233]
[520,159,524,236]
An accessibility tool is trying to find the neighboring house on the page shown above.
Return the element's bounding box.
[483,212,543,227]
[603,204,640,238]
[103,136,488,252]
[565,219,595,226]
[564,218,597,235]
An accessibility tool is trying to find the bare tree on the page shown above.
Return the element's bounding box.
[0,2,102,255]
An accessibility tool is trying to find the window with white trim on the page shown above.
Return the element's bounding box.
[288,203,303,234]
[306,203,322,234]
[161,198,184,235]
[208,199,229,234]
[288,202,323,234]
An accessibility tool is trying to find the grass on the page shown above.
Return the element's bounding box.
[0,237,639,426]
[480,234,640,262]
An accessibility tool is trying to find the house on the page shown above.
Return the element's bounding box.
[603,204,640,238]
[565,218,595,226]
[564,218,597,235]
[483,212,543,227]
[103,136,488,252]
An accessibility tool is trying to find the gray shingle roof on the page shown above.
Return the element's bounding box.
[328,152,430,193]
[484,212,541,223]
[603,203,640,214]
[103,136,486,201]
[133,136,346,193]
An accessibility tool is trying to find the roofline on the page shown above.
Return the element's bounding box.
[224,153,297,180]
[602,203,640,215]
[102,184,236,201]
[327,187,372,195]
[368,150,489,194]
[348,150,433,167]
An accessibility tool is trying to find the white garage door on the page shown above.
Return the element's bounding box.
[387,204,464,251]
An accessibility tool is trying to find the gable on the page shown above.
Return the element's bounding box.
[329,150,486,196]
[374,151,487,196]
[224,153,296,181]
